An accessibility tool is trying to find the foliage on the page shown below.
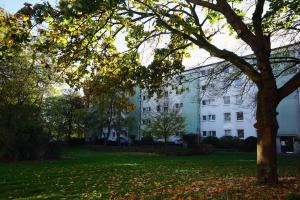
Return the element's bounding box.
[182,134,201,147]
[218,136,242,149]
[242,136,257,152]
[43,91,86,142]
[0,148,299,199]
[202,136,220,146]
[0,104,50,160]
[140,135,154,145]
[143,112,185,143]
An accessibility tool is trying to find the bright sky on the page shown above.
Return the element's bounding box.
[0,0,245,69]
[0,0,57,13]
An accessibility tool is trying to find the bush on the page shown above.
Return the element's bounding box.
[0,104,50,160]
[202,136,220,146]
[182,134,201,147]
[285,193,300,200]
[140,136,154,145]
[241,136,257,152]
[68,138,85,145]
[218,136,241,149]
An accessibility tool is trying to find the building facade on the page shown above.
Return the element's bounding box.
[133,46,300,153]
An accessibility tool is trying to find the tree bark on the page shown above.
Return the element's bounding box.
[255,86,279,184]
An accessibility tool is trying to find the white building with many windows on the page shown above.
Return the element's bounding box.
[136,45,300,153]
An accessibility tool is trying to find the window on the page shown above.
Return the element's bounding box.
[157,105,161,112]
[180,103,183,107]
[235,79,242,87]
[223,96,230,104]
[143,96,146,100]
[202,99,215,106]
[237,129,244,138]
[175,103,179,109]
[203,114,216,121]
[202,131,207,136]
[224,113,231,121]
[142,107,146,112]
[209,130,216,137]
[147,107,151,111]
[142,119,150,125]
[209,114,216,121]
[223,66,230,73]
[164,91,168,97]
[237,112,244,120]
[164,106,168,112]
[201,85,206,90]
[235,95,242,104]
[225,129,232,136]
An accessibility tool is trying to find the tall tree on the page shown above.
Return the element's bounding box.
[27,0,300,184]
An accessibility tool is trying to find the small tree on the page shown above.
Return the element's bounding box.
[143,112,185,144]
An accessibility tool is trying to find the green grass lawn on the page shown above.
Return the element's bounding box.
[0,147,299,199]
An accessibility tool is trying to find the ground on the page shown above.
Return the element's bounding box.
[0,147,300,200]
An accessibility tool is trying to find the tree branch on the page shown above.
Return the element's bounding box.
[278,71,300,102]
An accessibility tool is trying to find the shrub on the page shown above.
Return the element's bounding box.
[242,136,257,152]
[140,135,154,145]
[69,138,85,145]
[285,193,300,200]
[218,136,241,149]
[202,136,220,146]
[182,134,201,147]
[0,104,50,160]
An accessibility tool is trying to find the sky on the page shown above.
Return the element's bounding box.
[0,0,56,13]
[0,0,244,69]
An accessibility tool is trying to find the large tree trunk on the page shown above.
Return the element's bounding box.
[255,87,279,184]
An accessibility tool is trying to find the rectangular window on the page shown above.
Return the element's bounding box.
[180,103,183,107]
[202,99,215,106]
[224,113,231,121]
[202,115,207,121]
[211,131,216,137]
[201,70,206,76]
[237,112,244,120]
[143,96,146,100]
[147,107,151,111]
[235,79,242,87]
[235,95,242,104]
[143,107,146,112]
[164,106,168,112]
[164,91,168,97]
[201,85,206,90]
[223,66,230,73]
[208,114,216,121]
[223,96,230,104]
[175,103,179,109]
[237,129,244,138]
[202,131,207,136]
[157,105,161,112]
[225,129,232,136]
